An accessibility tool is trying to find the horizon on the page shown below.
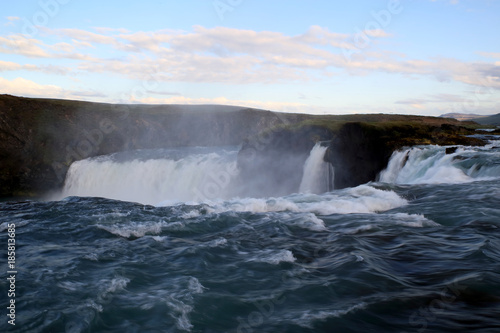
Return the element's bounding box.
[1,0,499,116]
[3,93,498,119]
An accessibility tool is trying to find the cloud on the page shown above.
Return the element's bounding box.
[44,27,119,46]
[395,90,500,115]
[0,60,70,75]
[479,52,500,66]
[71,39,94,49]
[0,34,51,57]
[0,60,22,71]
[0,77,66,97]
[396,93,468,106]
[44,25,393,84]
[0,33,96,61]
[0,26,408,83]
[364,29,392,38]
[2,25,499,92]
[4,16,20,27]
[5,16,20,24]
[0,77,106,100]
[479,52,500,59]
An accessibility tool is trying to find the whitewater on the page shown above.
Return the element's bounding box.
[1,139,500,332]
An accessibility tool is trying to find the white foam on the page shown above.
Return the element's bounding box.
[180,210,202,219]
[187,277,206,294]
[166,277,205,331]
[97,221,163,238]
[205,237,228,248]
[343,224,377,235]
[484,140,500,149]
[246,249,296,265]
[83,252,99,261]
[0,222,10,232]
[290,302,367,328]
[215,197,300,213]
[165,298,194,331]
[380,145,500,185]
[152,235,168,242]
[387,213,439,228]
[290,213,327,231]
[96,277,130,301]
[301,185,408,215]
[200,185,406,216]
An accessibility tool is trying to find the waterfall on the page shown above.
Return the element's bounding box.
[60,149,239,205]
[299,143,331,194]
[379,145,500,184]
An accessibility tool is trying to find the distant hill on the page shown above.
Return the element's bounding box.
[471,113,500,126]
[440,113,487,121]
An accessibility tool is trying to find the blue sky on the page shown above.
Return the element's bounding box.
[1,0,499,115]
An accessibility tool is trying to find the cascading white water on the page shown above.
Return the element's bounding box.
[59,144,336,205]
[299,143,330,194]
[61,150,239,205]
[379,144,500,185]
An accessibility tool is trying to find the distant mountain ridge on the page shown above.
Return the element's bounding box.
[471,113,500,126]
[440,113,487,121]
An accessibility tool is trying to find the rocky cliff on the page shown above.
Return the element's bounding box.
[0,94,486,198]
[237,125,334,197]
[238,118,486,193]
[0,94,310,197]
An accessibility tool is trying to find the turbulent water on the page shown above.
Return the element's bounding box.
[1,140,500,332]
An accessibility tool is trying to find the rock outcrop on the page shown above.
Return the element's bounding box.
[325,122,394,189]
[240,120,486,193]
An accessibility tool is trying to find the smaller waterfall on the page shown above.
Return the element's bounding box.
[299,143,330,194]
[379,145,500,185]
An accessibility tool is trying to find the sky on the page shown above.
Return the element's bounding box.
[1,0,499,116]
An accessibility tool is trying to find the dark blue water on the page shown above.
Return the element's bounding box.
[1,142,500,332]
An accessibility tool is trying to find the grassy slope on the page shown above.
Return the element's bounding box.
[266,113,484,147]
